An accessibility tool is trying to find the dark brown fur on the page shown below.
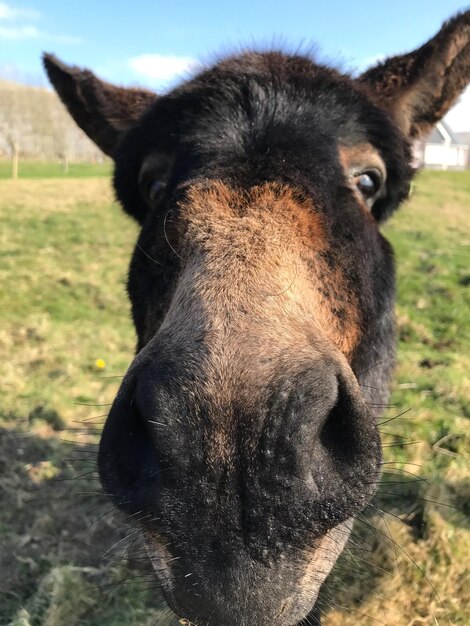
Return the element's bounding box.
[43,11,470,625]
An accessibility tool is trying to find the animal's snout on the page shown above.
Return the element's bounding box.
[98,351,381,624]
[99,351,381,537]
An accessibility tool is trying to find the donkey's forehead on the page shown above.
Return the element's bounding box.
[139,52,395,149]
[115,52,411,226]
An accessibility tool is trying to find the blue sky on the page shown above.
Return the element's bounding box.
[1,0,469,129]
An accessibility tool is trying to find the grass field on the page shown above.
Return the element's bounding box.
[0,160,112,179]
[0,170,469,626]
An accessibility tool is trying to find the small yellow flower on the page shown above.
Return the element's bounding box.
[95,358,106,369]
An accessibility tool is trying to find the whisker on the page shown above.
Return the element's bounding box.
[136,241,169,267]
[163,208,184,260]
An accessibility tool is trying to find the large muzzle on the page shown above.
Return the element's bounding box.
[99,182,382,624]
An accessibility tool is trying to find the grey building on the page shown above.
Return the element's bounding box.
[413,120,469,170]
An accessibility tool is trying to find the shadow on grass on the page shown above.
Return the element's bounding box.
[2,426,467,625]
[0,426,173,626]
[317,465,470,624]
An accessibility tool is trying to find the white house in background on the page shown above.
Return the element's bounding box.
[413,120,469,170]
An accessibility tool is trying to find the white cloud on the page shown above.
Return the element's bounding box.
[0,24,38,38]
[0,23,82,43]
[445,85,470,133]
[0,2,40,21]
[49,32,82,44]
[129,54,199,88]
[0,2,81,43]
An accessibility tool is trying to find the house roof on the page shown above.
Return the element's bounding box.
[426,120,462,144]
[455,132,470,147]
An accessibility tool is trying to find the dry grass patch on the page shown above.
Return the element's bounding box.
[1,171,469,624]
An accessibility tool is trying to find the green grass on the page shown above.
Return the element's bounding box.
[326,171,470,625]
[0,170,469,625]
[0,160,112,179]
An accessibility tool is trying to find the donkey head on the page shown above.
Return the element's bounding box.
[44,11,469,625]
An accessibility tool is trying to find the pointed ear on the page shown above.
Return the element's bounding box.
[358,11,470,139]
[43,54,157,157]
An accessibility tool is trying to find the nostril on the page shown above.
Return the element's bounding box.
[321,378,363,456]
[98,382,160,514]
[321,389,351,458]
[319,374,381,479]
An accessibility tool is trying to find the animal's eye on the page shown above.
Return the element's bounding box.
[353,169,383,201]
[148,180,167,205]
[141,178,167,207]
[138,153,174,209]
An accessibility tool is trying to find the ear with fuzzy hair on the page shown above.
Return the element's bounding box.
[43,54,156,157]
[358,11,470,139]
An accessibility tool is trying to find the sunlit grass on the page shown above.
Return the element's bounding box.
[1,170,469,625]
[326,171,470,625]
[0,160,112,179]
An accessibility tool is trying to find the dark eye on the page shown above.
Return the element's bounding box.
[138,153,174,208]
[353,169,382,200]
[141,179,167,207]
[147,180,167,205]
